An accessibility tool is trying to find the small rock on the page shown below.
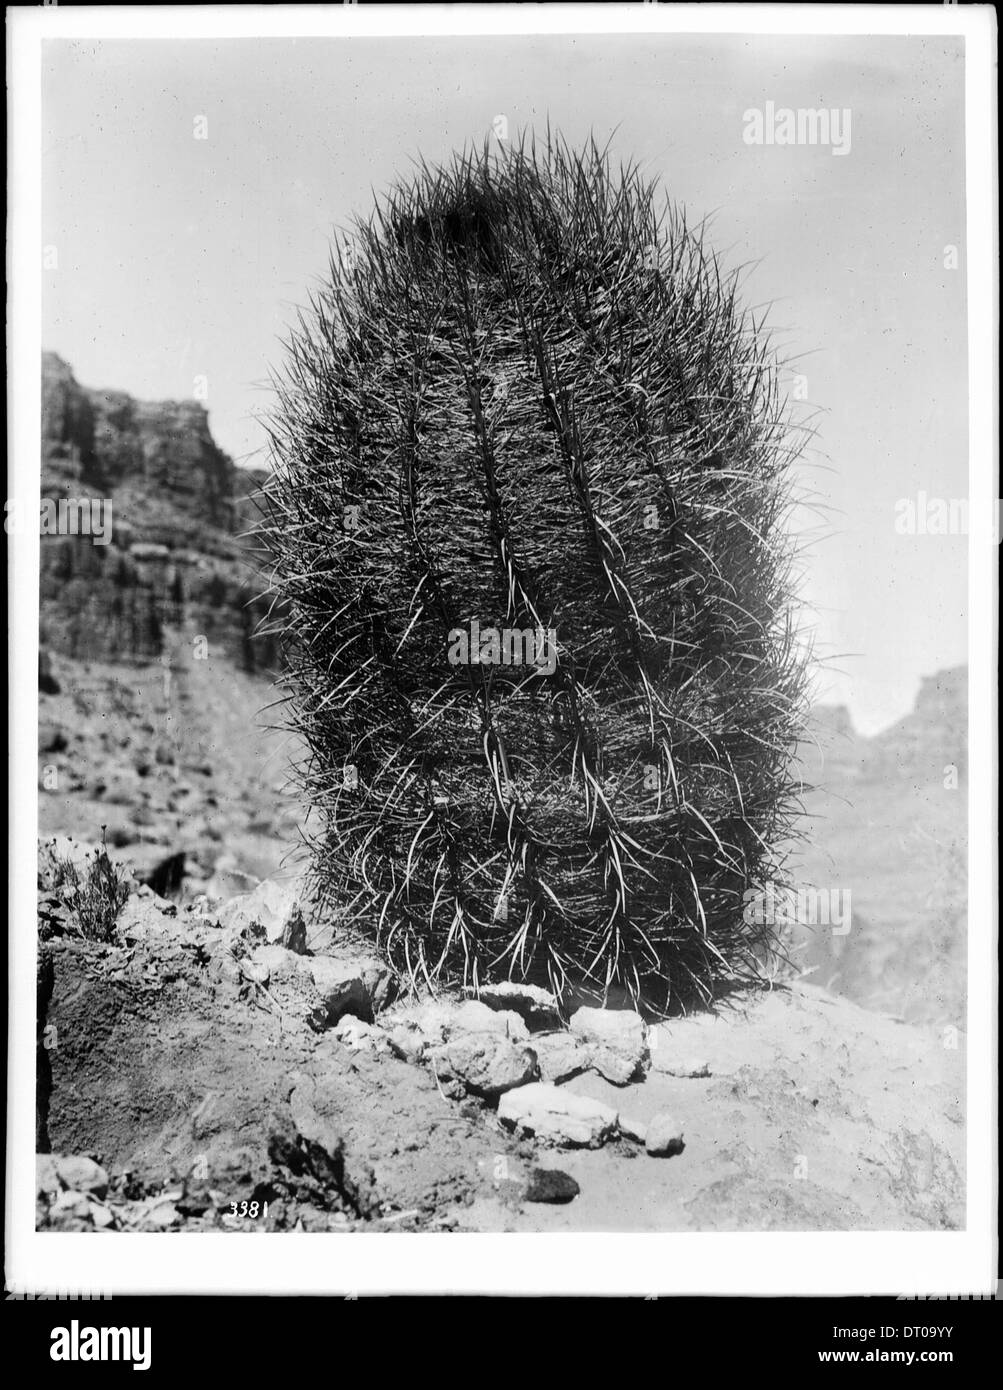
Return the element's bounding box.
[310,952,395,1019]
[297,1208,331,1233]
[333,1016,383,1051]
[380,999,459,1053]
[36,1153,61,1198]
[450,999,529,1041]
[619,1114,648,1144]
[430,1034,538,1098]
[177,1186,212,1218]
[433,1072,468,1101]
[656,1057,710,1078]
[309,957,372,1024]
[217,878,310,955]
[249,943,308,982]
[354,956,395,1012]
[524,1167,580,1203]
[54,1154,109,1199]
[498,1082,619,1148]
[570,1006,649,1085]
[386,1025,428,1063]
[144,1201,180,1229]
[475,982,561,1030]
[532,1032,592,1083]
[89,1202,116,1230]
[241,958,270,986]
[49,1190,93,1221]
[279,907,307,954]
[645,1112,685,1157]
[142,850,186,899]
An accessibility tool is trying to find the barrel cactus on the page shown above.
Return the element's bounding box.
[262,137,809,1014]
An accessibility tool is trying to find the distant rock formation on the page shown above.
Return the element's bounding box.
[794,668,967,1025]
[40,353,278,670]
[801,667,968,791]
[868,666,968,784]
[42,352,237,526]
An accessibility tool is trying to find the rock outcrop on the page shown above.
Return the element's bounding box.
[39,352,278,671]
[868,666,968,783]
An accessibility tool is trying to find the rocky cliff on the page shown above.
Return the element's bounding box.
[794,671,967,1025]
[868,666,968,783]
[40,353,277,670]
[801,667,968,790]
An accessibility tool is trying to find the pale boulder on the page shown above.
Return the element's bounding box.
[570,1006,649,1084]
[450,999,529,1041]
[618,1114,649,1144]
[645,1112,685,1157]
[531,1032,592,1084]
[248,943,309,984]
[475,981,561,1031]
[36,1153,61,1198]
[498,1082,619,1148]
[216,877,309,954]
[429,1034,538,1097]
[54,1153,109,1199]
[309,957,371,1024]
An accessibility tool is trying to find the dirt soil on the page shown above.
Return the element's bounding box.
[466,986,964,1232]
[38,893,964,1234]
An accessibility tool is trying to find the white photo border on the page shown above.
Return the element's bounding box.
[7,3,997,1297]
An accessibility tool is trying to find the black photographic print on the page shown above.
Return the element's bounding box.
[7,5,996,1307]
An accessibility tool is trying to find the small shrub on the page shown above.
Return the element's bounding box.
[39,835,131,942]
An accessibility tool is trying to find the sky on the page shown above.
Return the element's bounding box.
[41,32,969,734]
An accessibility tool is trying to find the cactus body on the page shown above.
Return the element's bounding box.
[263,139,809,1013]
